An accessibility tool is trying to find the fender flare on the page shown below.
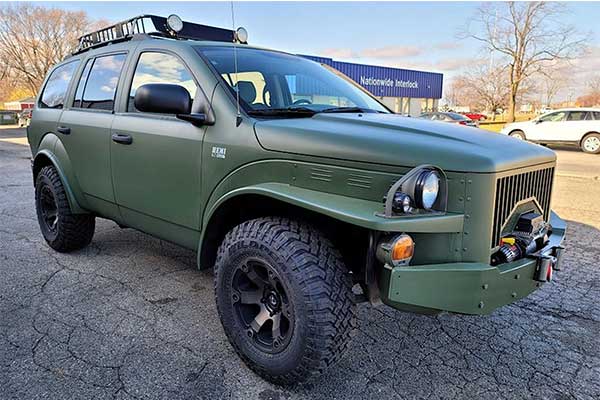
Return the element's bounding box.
[33,140,87,214]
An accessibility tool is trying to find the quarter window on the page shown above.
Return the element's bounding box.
[129,52,197,112]
[80,54,127,110]
[39,60,80,109]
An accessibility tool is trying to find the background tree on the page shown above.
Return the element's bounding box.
[576,75,600,107]
[535,62,571,107]
[464,2,587,122]
[0,4,104,100]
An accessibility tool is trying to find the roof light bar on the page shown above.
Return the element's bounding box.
[73,14,245,55]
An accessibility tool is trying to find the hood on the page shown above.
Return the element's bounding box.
[254,113,556,173]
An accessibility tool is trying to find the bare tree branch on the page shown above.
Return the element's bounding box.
[461,1,588,121]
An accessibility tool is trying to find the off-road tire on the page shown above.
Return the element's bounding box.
[214,217,357,385]
[581,133,600,154]
[509,130,526,140]
[35,165,95,252]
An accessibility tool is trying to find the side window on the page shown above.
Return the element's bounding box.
[81,54,126,110]
[539,111,567,122]
[72,59,93,108]
[39,60,80,109]
[567,111,589,121]
[129,52,197,112]
[593,112,600,120]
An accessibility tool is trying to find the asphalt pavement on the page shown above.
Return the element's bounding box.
[1,127,599,399]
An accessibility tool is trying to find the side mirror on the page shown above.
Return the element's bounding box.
[535,119,543,124]
[135,83,191,114]
[134,83,213,127]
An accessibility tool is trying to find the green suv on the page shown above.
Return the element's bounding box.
[28,15,567,384]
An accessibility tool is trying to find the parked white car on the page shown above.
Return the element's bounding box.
[500,108,600,154]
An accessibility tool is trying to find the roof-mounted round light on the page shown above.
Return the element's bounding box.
[166,14,184,34]
[234,27,248,44]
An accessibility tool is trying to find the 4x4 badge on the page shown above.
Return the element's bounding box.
[211,146,227,159]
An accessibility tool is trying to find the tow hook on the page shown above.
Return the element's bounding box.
[533,255,555,282]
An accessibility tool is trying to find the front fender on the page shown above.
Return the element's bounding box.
[34,134,88,214]
[206,182,464,234]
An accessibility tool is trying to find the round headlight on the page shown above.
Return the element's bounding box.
[415,170,440,210]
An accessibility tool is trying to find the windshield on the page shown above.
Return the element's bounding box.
[196,46,389,116]
[447,112,470,121]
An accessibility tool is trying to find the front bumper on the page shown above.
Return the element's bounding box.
[379,211,567,315]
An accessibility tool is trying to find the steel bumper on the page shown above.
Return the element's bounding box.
[379,211,567,315]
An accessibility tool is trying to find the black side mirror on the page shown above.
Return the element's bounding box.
[134,83,191,114]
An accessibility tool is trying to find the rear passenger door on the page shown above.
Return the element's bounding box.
[562,111,593,142]
[58,52,127,216]
[110,50,205,233]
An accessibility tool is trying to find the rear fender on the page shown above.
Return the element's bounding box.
[33,133,88,214]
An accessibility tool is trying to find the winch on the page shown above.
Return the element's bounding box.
[491,212,552,267]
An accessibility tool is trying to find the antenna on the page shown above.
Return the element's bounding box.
[231,1,242,127]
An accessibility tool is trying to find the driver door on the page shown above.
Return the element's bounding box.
[110,50,205,235]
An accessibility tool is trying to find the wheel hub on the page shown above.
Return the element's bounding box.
[264,291,281,313]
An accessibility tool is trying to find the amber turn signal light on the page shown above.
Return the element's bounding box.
[376,233,415,267]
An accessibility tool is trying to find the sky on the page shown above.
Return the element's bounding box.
[36,1,600,101]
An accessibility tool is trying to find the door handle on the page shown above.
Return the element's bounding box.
[57,126,70,135]
[111,133,133,145]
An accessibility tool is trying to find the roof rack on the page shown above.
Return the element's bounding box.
[73,14,237,55]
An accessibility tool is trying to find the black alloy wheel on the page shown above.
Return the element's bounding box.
[38,185,59,238]
[34,165,95,252]
[231,257,294,354]
[214,217,357,385]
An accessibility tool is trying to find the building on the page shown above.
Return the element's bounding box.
[3,97,35,111]
[302,55,443,116]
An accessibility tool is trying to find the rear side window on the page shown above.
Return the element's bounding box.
[80,54,126,110]
[594,112,600,120]
[128,52,197,112]
[39,60,79,109]
[567,111,590,121]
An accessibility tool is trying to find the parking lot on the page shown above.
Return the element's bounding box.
[1,126,599,400]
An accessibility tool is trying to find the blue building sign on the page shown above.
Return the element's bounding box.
[301,55,443,99]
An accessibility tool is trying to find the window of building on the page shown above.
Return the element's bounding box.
[129,52,197,112]
[39,60,80,109]
[80,54,126,110]
[72,59,93,108]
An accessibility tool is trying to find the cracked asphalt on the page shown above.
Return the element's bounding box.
[1,127,599,399]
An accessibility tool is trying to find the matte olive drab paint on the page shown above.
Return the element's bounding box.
[28,36,567,316]
[380,211,566,315]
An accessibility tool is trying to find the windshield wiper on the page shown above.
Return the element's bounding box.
[247,107,316,117]
[320,106,380,114]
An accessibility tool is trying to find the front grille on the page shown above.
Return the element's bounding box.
[491,167,555,247]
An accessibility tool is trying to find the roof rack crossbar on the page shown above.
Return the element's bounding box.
[72,14,238,56]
